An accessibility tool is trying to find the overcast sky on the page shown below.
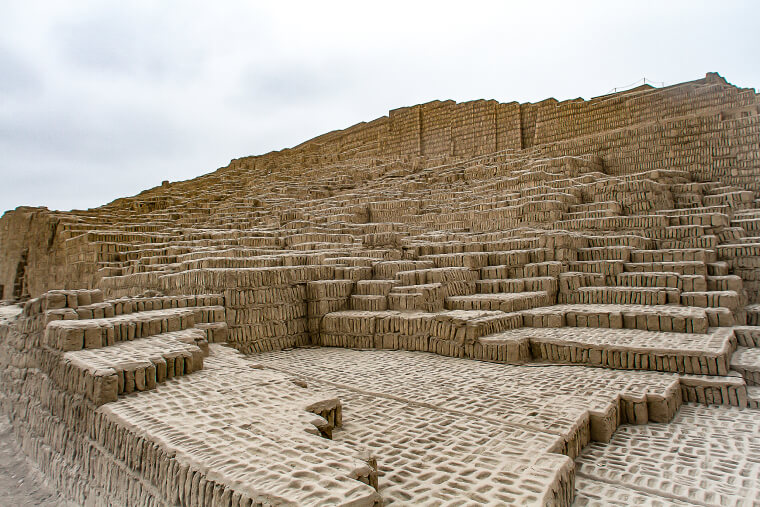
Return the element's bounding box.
[1,1,758,212]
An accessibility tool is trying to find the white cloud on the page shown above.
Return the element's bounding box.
[0,0,758,211]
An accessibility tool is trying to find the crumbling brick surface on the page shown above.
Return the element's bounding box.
[1,73,760,505]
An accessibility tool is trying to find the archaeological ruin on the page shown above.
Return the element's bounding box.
[1,72,760,505]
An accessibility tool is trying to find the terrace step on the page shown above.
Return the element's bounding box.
[44,306,225,352]
[629,248,715,263]
[564,286,680,306]
[40,293,224,320]
[745,304,760,326]
[475,276,558,294]
[445,291,551,312]
[748,386,760,409]
[730,347,760,385]
[707,262,730,276]
[474,331,532,363]
[731,217,760,233]
[665,212,730,228]
[350,295,388,311]
[706,274,743,291]
[565,260,623,277]
[680,290,742,312]
[566,200,622,214]
[734,325,760,347]
[624,261,707,276]
[62,328,208,405]
[704,307,739,327]
[562,210,616,219]
[388,283,445,312]
[678,372,748,407]
[485,326,734,375]
[354,279,398,296]
[576,246,632,262]
[615,271,707,291]
[319,309,524,354]
[194,321,229,344]
[704,190,754,208]
[521,304,710,334]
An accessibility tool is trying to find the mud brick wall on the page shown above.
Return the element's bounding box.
[0,300,378,506]
[1,73,758,299]
[450,100,497,157]
[496,101,522,152]
[420,100,455,157]
[531,80,757,146]
[388,104,422,156]
[0,207,76,299]
[159,266,335,353]
[539,114,760,194]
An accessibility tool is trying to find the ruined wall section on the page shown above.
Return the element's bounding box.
[496,101,522,152]
[451,100,495,157]
[420,100,454,157]
[537,111,760,193]
[532,80,759,147]
[204,74,759,189]
[388,104,422,156]
[1,74,758,300]
[0,208,85,300]
[278,98,525,166]
[157,264,337,353]
[0,291,378,506]
[0,208,34,300]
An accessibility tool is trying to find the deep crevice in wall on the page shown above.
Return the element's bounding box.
[12,249,28,300]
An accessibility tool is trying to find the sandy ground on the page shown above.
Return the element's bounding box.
[0,416,75,507]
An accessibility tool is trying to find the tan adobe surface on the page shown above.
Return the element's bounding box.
[1,72,760,505]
